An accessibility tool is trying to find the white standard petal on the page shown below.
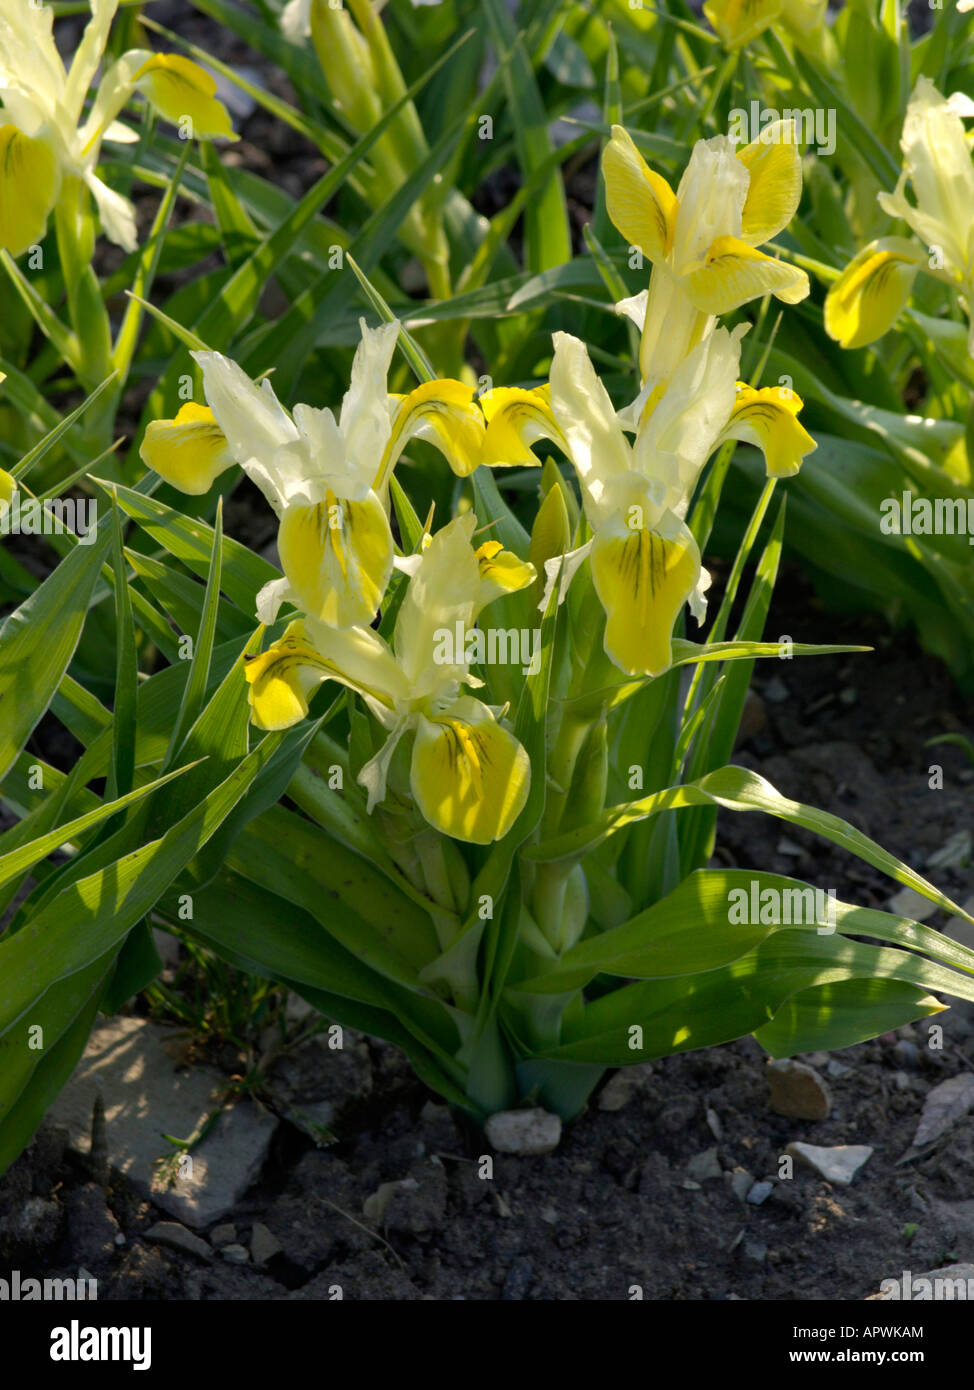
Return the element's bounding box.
[64,0,118,126]
[84,171,137,252]
[633,325,743,513]
[193,352,301,513]
[339,318,400,490]
[357,717,411,814]
[549,332,633,526]
[255,576,298,625]
[672,135,749,270]
[537,538,594,613]
[615,290,648,332]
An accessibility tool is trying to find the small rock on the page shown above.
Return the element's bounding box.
[363,1160,447,1235]
[705,1107,723,1141]
[742,1240,767,1265]
[888,888,938,922]
[926,831,971,871]
[838,686,857,707]
[787,1142,873,1185]
[763,676,789,704]
[912,1074,974,1148]
[747,1181,774,1206]
[221,1243,250,1265]
[485,1108,561,1156]
[727,1168,754,1201]
[250,1222,282,1266]
[893,1040,920,1070]
[893,1071,912,1091]
[776,836,804,858]
[826,1059,852,1079]
[766,1058,832,1120]
[210,1223,237,1247]
[941,896,974,952]
[687,1147,721,1182]
[47,1017,278,1229]
[597,1069,646,1111]
[145,1222,211,1261]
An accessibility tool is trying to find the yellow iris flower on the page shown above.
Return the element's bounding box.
[826,79,974,353]
[0,0,235,256]
[245,514,535,844]
[602,121,809,389]
[140,320,487,631]
[702,0,826,49]
[482,327,816,677]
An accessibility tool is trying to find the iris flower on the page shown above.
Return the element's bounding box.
[825,79,974,353]
[483,326,815,677]
[702,0,826,50]
[141,320,486,630]
[0,0,235,256]
[601,122,810,388]
[244,513,535,844]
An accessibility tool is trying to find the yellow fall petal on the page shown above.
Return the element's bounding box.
[139,403,235,494]
[475,538,536,605]
[601,125,679,263]
[737,123,803,245]
[824,238,922,349]
[278,488,393,628]
[703,0,782,46]
[410,704,530,844]
[480,385,562,466]
[591,517,701,677]
[0,125,60,258]
[680,234,810,314]
[720,383,817,478]
[134,54,237,140]
[244,620,331,731]
[378,379,486,489]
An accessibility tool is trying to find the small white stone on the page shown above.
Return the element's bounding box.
[221,1243,250,1264]
[145,1222,211,1260]
[250,1222,282,1265]
[787,1141,873,1185]
[484,1108,561,1155]
[687,1147,721,1181]
[888,888,938,922]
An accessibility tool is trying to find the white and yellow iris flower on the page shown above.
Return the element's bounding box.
[602,122,810,389]
[244,513,535,844]
[483,327,815,677]
[826,79,974,353]
[141,320,486,631]
[0,0,235,257]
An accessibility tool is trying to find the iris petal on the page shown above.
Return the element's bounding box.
[591,513,701,676]
[140,403,235,494]
[410,699,530,844]
[278,489,393,628]
[0,125,60,258]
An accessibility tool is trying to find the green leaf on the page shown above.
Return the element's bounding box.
[0,527,111,781]
[483,0,576,270]
[527,763,974,927]
[164,499,224,767]
[100,479,276,614]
